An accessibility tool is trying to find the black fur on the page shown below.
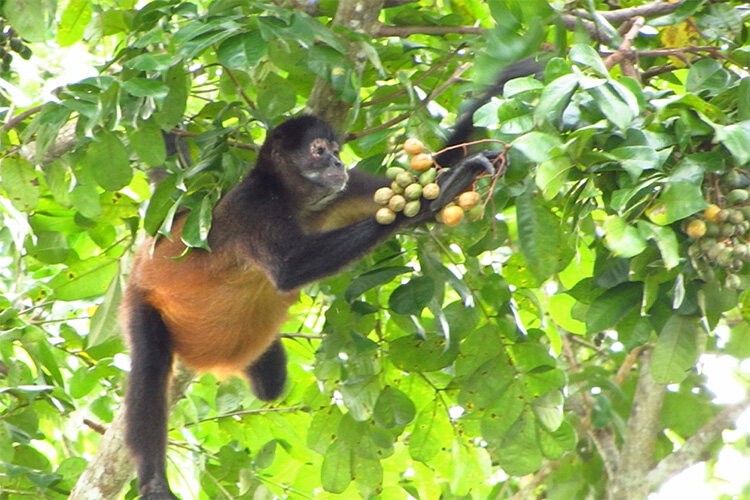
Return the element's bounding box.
[123,288,177,500]
[245,338,288,401]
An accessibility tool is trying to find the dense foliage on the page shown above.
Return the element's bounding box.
[1,0,749,498]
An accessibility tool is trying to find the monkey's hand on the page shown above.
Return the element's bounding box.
[399,151,498,226]
[429,151,497,211]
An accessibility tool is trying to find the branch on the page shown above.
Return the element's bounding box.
[645,390,750,490]
[306,0,386,132]
[373,24,483,37]
[604,16,645,74]
[608,349,665,500]
[571,0,682,24]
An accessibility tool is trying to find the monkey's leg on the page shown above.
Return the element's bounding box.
[124,291,178,500]
[244,338,287,401]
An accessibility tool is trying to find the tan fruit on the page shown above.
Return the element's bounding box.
[388,194,406,212]
[373,187,394,205]
[410,153,433,172]
[403,138,424,155]
[404,183,423,200]
[376,207,396,225]
[686,219,707,239]
[441,205,465,227]
[422,183,440,200]
[704,204,721,222]
[403,200,421,217]
[457,191,481,210]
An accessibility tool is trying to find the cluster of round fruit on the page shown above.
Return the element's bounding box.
[684,188,750,288]
[0,20,31,73]
[373,138,482,226]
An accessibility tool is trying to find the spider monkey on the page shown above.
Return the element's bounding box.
[122,58,541,499]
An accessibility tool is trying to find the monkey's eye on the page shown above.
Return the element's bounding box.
[316,146,326,156]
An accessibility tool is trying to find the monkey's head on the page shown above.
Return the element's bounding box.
[259,115,348,208]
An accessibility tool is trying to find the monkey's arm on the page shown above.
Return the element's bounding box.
[269,151,496,291]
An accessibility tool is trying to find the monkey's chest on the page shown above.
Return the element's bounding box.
[147,263,298,373]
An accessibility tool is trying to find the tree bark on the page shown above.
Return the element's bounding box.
[306,0,386,133]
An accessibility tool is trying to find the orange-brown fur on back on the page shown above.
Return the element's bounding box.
[125,219,298,375]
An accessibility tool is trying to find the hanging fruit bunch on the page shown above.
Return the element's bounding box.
[374,138,484,226]
[683,169,750,289]
[0,18,32,73]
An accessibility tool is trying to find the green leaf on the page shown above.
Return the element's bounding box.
[651,315,702,384]
[536,156,572,199]
[49,257,119,301]
[83,132,132,191]
[130,121,167,167]
[515,191,573,281]
[533,73,579,128]
[409,401,451,462]
[122,78,169,98]
[531,391,564,432]
[156,64,189,130]
[603,216,647,258]
[217,31,266,69]
[512,131,561,163]
[388,276,435,315]
[497,410,543,475]
[258,73,297,117]
[144,176,180,235]
[389,334,458,372]
[88,272,123,347]
[321,440,352,493]
[181,195,216,249]
[57,0,92,46]
[636,221,680,269]
[585,283,641,333]
[646,181,707,225]
[70,183,101,219]
[308,406,344,454]
[373,386,416,429]
[345,266,412,302]
[69,367,98,399]
[0,156,39,211]
[715,121,750,166]
[570,44,609,77]
[4,0,50,42]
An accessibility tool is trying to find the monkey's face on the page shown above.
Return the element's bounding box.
[301,137,348,193]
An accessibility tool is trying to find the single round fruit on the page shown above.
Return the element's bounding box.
[704,204,721,222]
[716,209,730,223]
[388,194,406,212]
[457,191,481,211]
[441,205,465,227]
[422,183,440,200]
[404,183,423,200]
[403,138,424,155]
[419,168,437,185]
[386,166,405,179]
[373,187,394,205]
[376,207,396,225]
[467,204,485,221]
[403,200,421,217]
[396,171,415,188]
[729,209,745,224]
[685,219,707,239]
[728,188,750,204]
[410,153,433,172]
[391,181,404,194]
[726,273,742,290]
